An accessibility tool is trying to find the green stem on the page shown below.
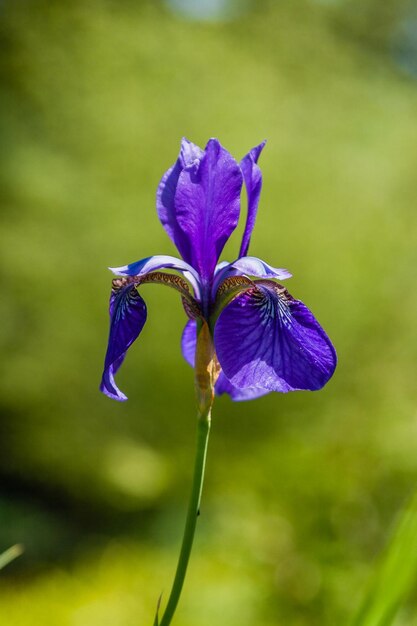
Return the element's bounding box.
[157,408,212,626]
[0,544,23,570]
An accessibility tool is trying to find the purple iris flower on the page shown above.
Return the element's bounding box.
[100,138,336,402]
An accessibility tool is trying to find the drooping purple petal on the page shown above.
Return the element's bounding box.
[212,256,291,297]
[181,319,268,401]
[174,138,243,282]
[215,372,270,401]
[110,254,201,297]
[239,141,266,258]
[100,284,147,401]
[156,139,204,264]
[181,318,197,367]
[214,285,337,392]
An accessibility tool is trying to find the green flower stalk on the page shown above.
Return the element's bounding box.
[155,322,216,626]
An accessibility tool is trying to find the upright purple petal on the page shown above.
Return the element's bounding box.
[156,139,204,264]
[100,284,147,401]
[239,141,266,258]
[214,285,336,392]
[179,138,204,168]
[174,138,243,282]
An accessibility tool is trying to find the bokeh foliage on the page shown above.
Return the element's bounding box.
[1,0,417,624]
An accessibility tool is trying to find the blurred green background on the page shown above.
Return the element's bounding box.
[1,0,417,624]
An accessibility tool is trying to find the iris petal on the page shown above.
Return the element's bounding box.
[110,254,201,297]
[239,141,266,258]
[230,257,291,280]
[215,372,270,401]
[179,137,204,168]
[212,256,291,296]
[214,285,337,392]
[174,138,243,282]
[156,139,204,264]
[100,283,147,401]
[181,319,268,401]
[181,319,197,367]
